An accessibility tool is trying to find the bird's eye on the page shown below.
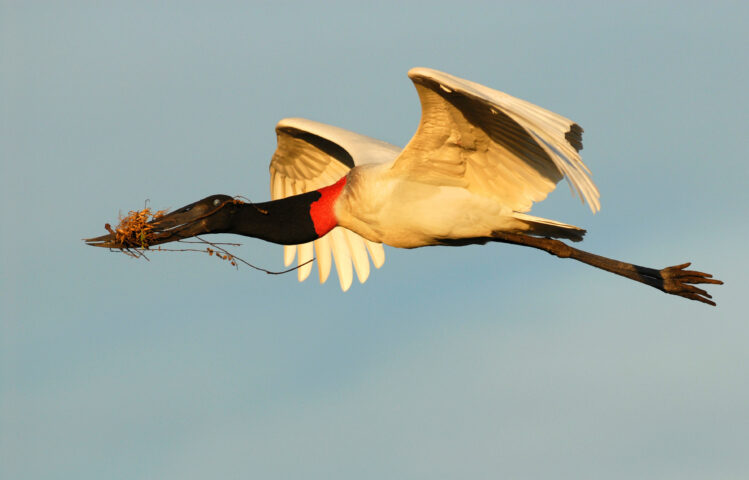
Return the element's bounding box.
[213,198,221,206]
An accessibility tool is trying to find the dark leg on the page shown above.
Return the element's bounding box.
[491,231,723,306]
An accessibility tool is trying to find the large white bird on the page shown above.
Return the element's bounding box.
[86,68,722,305]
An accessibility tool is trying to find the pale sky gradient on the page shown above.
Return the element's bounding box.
[2,2,748,479]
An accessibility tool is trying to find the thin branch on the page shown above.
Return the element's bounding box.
[108,236,315,276]
[194,236,314,275]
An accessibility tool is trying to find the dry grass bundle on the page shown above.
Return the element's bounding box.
[105,207,167,249]
[95,200,311,275]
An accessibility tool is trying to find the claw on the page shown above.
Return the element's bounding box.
[659,262,723,306]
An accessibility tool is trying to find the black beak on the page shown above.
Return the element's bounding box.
[85,195,235,249]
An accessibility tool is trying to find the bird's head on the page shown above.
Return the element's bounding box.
[85,195,240,249]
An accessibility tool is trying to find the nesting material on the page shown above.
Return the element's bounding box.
[93,199,305,275]
[100,205,238,267]
[206,247,236,266]
[105,207,167,249]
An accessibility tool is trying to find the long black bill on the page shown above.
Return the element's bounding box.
[85,195,236,249]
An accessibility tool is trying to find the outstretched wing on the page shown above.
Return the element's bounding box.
[391,68,600,214]
[270,117,401,291]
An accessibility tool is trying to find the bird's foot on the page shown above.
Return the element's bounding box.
[659,262,723,306]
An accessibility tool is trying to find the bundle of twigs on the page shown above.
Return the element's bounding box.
[97,203,310,275]
[104,207,167,250]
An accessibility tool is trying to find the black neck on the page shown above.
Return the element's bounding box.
[223,191,322,245]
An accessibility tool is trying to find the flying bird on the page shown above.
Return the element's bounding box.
[86,68,722,305]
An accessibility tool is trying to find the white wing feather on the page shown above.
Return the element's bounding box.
[393,68,600,213]
[269,118,400,290]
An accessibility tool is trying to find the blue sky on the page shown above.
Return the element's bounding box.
[2,2,748,479]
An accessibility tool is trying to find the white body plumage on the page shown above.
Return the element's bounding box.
[336,164,533,249]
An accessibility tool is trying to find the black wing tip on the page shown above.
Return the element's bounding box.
[565,123,584,152]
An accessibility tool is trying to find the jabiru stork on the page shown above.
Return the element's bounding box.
[86,68,722,305]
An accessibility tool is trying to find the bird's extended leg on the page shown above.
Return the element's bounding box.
[491,231,723,306]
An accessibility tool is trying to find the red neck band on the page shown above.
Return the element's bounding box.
[309,176,347,237]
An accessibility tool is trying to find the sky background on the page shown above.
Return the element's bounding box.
[2,1,748,479]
